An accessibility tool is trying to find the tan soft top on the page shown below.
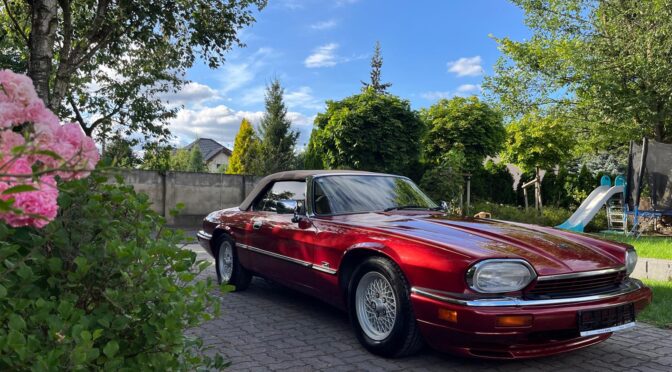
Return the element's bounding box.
[239,169,388,210]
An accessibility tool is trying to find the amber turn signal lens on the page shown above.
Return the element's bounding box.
[496,315,533,327]
[438,309,458,323]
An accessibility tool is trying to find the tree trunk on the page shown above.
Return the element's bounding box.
[536,166,543,212]
[28,0,59,106]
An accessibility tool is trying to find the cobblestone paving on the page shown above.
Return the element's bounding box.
[186,244,672,372]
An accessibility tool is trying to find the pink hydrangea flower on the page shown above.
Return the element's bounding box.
[0,69,100,228]
[0,159,58,229]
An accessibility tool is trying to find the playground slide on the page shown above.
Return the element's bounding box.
[556,185,624,232]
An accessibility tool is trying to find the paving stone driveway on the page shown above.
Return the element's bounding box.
[186,244,672,372]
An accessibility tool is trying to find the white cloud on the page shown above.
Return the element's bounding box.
[447,56,483,77]
[421,91,453,101]
[161,82,220,106]
[305,43,340,68]
[456,84,481,93]
[310,19,338,30]
[421,85,482,101]
[285,86,324,111]
[168,105,315,150]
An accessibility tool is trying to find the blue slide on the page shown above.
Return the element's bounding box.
[557,176,624,232]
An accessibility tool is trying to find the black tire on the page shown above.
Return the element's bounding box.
[213,234,251,291]
[348,256,424,357]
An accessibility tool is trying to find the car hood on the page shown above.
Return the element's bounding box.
[326,213,624,276]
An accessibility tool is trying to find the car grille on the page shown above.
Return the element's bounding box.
[525,270,626,299]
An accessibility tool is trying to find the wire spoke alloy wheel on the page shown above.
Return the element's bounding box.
[356,271,397,341]
[218,241,234,283]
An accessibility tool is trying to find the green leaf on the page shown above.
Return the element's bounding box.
[2,185,37,195]
[8,314,26,330]
[0,284,7,298]
[103,340,119,358]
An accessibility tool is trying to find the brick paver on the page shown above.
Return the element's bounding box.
[186,244,672,371]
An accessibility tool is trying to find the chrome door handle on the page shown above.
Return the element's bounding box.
[252,220,262,230]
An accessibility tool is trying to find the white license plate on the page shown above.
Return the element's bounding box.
[579,321,636,337]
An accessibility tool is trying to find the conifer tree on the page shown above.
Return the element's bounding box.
[227,118,258,174]
[361,41,392,93]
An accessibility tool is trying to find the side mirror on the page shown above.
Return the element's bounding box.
[291,200,306,223]
[440,200,449,212]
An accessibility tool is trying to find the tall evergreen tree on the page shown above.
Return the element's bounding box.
[254,79,299,174]
[227,118,259,174]
[361,41,392,94]
[187,145,207,172]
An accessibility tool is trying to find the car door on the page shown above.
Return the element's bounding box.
[245,180,317,291]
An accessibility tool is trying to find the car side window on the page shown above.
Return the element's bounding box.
[313,180,332,214]
[253,181,306,212]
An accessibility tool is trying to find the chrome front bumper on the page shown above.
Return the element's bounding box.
[411,278,647,307]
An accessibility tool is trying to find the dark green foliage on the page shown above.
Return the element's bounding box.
[541,167,571,208]
[140,144,173,171]
[188,146,207,172]
[0,173,223,370]
[421,96,505,172]
[252,79,299,175]
[472,201,607,232]
[471,160,516,204]
[100,136,141,168]
[361,41,392,94]
[419,147,465,210]
[308,87,424,176]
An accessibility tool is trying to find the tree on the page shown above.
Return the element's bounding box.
[308,87,424,176]
[169,149,190,171]
[141,144,173,171]
[471,159,516,204]
[101,136,140,168]
[420,146,465,211]
[485,0,672,150]
[227,118,258,174]
[0,0,266,143]
[252,79,298,175]
[421,96,505,172]
[502,112,576,210]
[187,145,206,172]
[361,41,391,94]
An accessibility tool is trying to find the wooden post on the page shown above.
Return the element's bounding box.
[536,166,543,212]
[466,175,471,216]
[523,187,528,210]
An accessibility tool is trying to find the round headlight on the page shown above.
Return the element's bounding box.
[466,259,536,293]
[625,249,638,275]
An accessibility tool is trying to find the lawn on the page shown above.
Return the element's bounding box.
[596,234,672,260]
[639,279,672,329]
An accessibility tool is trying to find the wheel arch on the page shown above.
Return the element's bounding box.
[338,243,405,299]
[210,225,236,253]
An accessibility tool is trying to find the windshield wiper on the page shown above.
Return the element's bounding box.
[383,205,428,212]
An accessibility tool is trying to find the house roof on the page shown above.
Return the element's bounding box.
[184,138,232,162]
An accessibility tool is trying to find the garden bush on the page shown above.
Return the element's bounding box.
[472,201,608,232]
[0,172,224,370]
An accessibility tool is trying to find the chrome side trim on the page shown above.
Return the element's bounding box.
[411,279,645,307]
[197,230,212,240]
[238,243,312,267]
[537,266,626,281]
[312,265,337,275]
[237,243,338,275]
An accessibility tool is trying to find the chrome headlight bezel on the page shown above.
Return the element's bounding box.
[466,259,537,294]
[625,249,638,276]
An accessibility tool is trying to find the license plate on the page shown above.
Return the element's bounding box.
[578,303,636,337]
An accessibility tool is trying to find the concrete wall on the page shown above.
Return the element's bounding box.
[118,169,261,227]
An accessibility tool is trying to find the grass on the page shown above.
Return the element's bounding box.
[639,279,672,329]
[596,234,672,260]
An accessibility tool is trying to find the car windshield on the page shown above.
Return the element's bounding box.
[313,175,438,215]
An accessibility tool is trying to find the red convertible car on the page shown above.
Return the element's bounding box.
[198,170,651,359]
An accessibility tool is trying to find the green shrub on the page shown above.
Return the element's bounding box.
[0,172,224,370]
[472,201,607,232]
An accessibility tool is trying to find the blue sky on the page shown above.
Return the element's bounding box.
[166,0,530,150]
